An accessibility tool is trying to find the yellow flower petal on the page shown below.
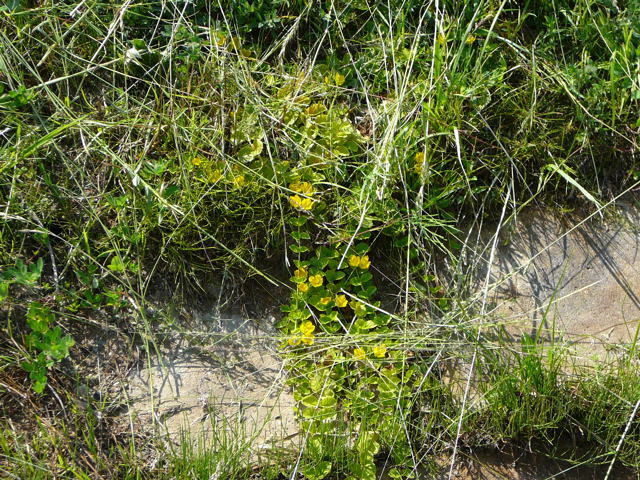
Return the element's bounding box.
[299,197,314,211]
[353,347,365,360]
[232,175,246,188]
[348,255,360,268]
[373,344,387,358]
[289,194,314,211]
[309,274,323,288]
[294,267,308,280]
[207,169,222,183]
[358,255,371,270]
[290,181,314,195]
[299,321,315,336]
[301,335,314,345]
[297,282,309,293]
[335,295,348,308]
[319,296,332,305]
[334,72,345,86]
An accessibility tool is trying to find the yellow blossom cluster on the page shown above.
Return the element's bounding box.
[295,269,324,292]
[288,320,316,346]
[373,344,387,358]
[323,72,346,86]
[289,181,315,211]
[348,254,371,269]
[353,344,387,360]
[308,274,323,287]
[294,266,308,280]
[190,156,248,188]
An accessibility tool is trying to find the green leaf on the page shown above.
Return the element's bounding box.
[359,285,377,299]
[302,461,332,480]
[290,230,311,241]
[163,184,180,199]
[26,302,53,334]
[360,272,373,283]
[354,242,370,255]
[356,431,380,456]
[333,145,349,156]
[325,270,345,282]
[317,247,338,258]
[393,235,410,248]
[289,216,308,227]
[319,311,338,324]
[108,256,126,272]
[238,138,263,162]
[372,314,390,326]
[301,394,319,407]
[354,319,377,330]
[289,244,310,253]
[4,258,43,285]
[320,396,337,407]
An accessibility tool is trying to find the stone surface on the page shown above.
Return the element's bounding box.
[475,198,640,352]
[127,314,298,450]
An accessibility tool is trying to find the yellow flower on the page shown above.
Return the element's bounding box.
[319,296,332,306]
[290,181,314,195]
[191,156,203,166]
[297,282,309,293]
[232,175,246,188]
[207,168,222,183]
[466,34,476,45]
[335,294,348,308]
[299,321,315,336]
[349,255,361,268]
[373,344,387,358]
[289,194,314,211]
[353,347,366,360]
[287,336,301,346]
[308,274,323,288]
[334,72,346,86]
[358,255,371,270]
[349,255,371,269]
[294,267,308,280]
[299,321,315,345]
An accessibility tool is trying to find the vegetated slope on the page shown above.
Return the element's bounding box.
[0,1,639,478]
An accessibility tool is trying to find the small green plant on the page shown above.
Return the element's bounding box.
[21,302,75,394]
[1,259,74,394]
[0,258,43,300]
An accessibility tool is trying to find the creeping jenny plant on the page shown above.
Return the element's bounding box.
[280,215,422,479]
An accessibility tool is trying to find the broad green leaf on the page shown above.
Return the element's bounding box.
[302,461,332,480]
